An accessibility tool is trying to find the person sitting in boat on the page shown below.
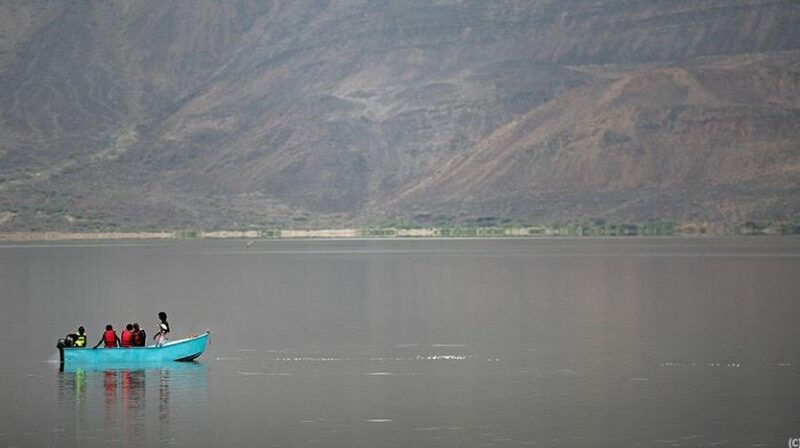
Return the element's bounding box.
[93,324,121,349]
[132,323,146,347]
[154,312,170,347]
[64,326,87,347]
[120,323,134,348]
[72,326,87,347]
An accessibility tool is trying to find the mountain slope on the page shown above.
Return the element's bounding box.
[0,0,798,230]
[393,55,800,223]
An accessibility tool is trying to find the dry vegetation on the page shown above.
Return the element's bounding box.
[0,0,798,231]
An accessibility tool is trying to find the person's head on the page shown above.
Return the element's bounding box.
[133,323,140,330]
[126,323,133,331]
[105,324,113,331]
[158,312,167,321]
[78,326,85,335]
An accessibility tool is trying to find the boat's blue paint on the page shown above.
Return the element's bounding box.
[60,359,206,373]
[61,332,209,365]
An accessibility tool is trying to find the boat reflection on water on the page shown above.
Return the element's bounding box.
[57,363,208,445]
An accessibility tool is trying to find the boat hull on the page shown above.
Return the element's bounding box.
[61,332,209,365]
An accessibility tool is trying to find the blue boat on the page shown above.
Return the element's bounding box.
[58,332,209,366]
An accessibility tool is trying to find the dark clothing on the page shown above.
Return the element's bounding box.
[132,329,146,347]
[65,333,78,347]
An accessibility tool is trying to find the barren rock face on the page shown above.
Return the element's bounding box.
[0,0,798,230]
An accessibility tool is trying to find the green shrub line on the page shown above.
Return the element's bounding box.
[2,220,800,241]
[191,220,800,238]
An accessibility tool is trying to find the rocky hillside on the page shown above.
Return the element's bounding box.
[0,0,798,230]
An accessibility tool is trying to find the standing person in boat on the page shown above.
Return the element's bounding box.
[93,324,121,348]
[132,323,146,347]
[120,324,134,348]
[154,312,170,347]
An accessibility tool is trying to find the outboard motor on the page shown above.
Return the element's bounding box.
[56,338,66,365]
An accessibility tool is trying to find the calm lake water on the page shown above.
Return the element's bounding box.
[0,237,799,447]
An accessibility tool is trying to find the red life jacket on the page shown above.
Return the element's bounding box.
[103,330,118,348]
[120,330,133,348]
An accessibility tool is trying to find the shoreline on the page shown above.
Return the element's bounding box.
[0,223,797,242]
